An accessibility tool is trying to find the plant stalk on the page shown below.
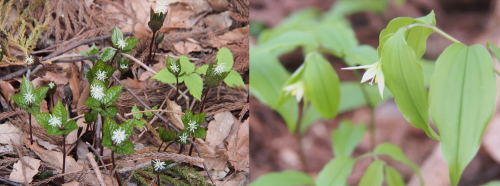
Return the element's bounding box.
[158,141,164,152]
[405,23,461,43]
[174,77,179,101]
[109,49,119,66]
[111,151,123,186]
[62,134,66,183]
[163,141,174,152]
[29,113,33,145]
[199,87,211,113]
[353,70,376,150]
[188,137,195,156]
[157,174,160,186]
[148,31,157,63]
[295,103,308,172]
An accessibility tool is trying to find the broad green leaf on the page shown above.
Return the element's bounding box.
[313,23,358,57]
[35,113,51,131]
[316,157,356,186]
[115,141,134,155]
[250,171,315,186]
[381,29,439,140]
[252,31,318,56]
[373,143,423,185]
[60,120,78,135]
[52,100,67,124]
[193,128,206,139]
[111,26,123,47]
[332,120,366,157]
[224,70,245,88]
[184,73,203,100]
[103,118,134,153]
[101,106,118,117]
[327,0,388,17]
[378,11,436,60]
[84,110,97,123]
[258,8,321,44]
[429,43,496,186]
[84,97,101,110]
[20,76,34,96]
[181,109,194,128]
[385,165,405,186]
[217,47,234,71]
[123,38,140,51]
[344,45,379,66]
[103,85,123,106]
[487,42,500,64]
[131,104,142,120]
[359,160,384,186]
[26,105,40,115]
[100,47,116,62]
[159,127,175,142]
[11,94,27,108]
[135,120,146,128]
[482,181,500,186]
[303,52,340,119]
[195,64,209,75]
[33,87,48,104]
[153,68,184,84]
[179,55,195,74]
[145,105,157,119]
[249,53,298,131]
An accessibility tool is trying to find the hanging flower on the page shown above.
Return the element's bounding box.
[342,61,385,97]
[111,128,126,145]
[283,81,305,102]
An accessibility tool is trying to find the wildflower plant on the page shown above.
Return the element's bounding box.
[130,104,158,128]
[153,55,204,100]
[86,60,115,85]
[148,1,167,62]
[80,43,100,62]
[84,79,124,117]
[117,56,130,73]
[102,117,134,154]
[158,126,175,151]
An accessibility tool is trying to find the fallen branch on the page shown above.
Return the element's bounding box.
[87,152,106,186]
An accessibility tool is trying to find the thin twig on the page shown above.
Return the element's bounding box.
[124,109,182,117]
[87,152,106,186]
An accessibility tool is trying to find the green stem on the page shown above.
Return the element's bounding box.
[29,113,33,145]
[295,102,308,172]
[405,23,461,44]
[353,70,376,150]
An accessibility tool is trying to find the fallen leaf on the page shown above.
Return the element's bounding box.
[9,157,40,184]
[43,71,69,85]
[206,112,235,148]
[226,119,249,171]
[166,99,184,130]
[0,81,15,103]
[0,123,22,145]
[173,40,203,55]
[30,141,83,172]
[203,11,232,30]
[62,181,80,186]
[76,83,90,115]
[69,65,81,108]
[38,139,59,151]
[121,78,145,89]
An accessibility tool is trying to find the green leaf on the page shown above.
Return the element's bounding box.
[313,23,357,57]
[181,109,194,128]
[344,45,378,66]
[33,87,48,104]
[195,65,209,75]
[378,11,436,60]
[224,70,246,89]
[34,113,51,131]
[123,38,140,51]
[84,110,98,123]
[373,143,423,185]
[251,31,319,56]
[153,68,183,84]
[111,26,123,47]
[179,55,195,74]
[61,120,78,135]
[135,120,146,128]
[332,120,365,157]
[487,42,500,64]
[131,104,142,119]
[315,157,356,186]
[11,94,27,109]
[482,181,500,186]
[20,76,34,96]
[145,105,157,119]
[103,85,123,106]
[183,73,203,100]
[84,97,101,110]
[52,100,67,124]
[303,52,340,119]
[216,47,234,71]
[26,105,40,115]
[101,106,118,117]
[429,43,497,186]
[115,141,134,155]
[250,171,315,186]
[385,165,406,186]
[159,127,175,142]
[359,160,384,186]
[100,47,116,62]
[327,0,388,17]
[381,29,439,140]
[193,128,206,139]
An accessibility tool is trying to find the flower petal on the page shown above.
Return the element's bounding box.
[376,69,385,98]
[361,66,377,83]
[341,64,373,70]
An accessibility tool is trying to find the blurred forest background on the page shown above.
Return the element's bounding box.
[249,0,500,185]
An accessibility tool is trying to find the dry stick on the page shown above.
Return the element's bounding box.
[87,152,106,186]
[188,137,195,156]
[95,114,103,156]
[112,75,215,184]
[52,54,99,63]
[85,142,111,182]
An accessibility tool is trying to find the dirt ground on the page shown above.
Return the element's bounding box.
[249,0,500,185]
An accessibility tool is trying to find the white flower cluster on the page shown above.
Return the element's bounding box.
[117,39,127,49]
[214,63,225,75]
[187,120,197,133]
[120,63,128,69]
[95,70,107,82]
[170,63,179,73]
[155,0,168,14]
[25,55,34,65]
[48,82,55,89]
[48,115,62,127]
[23,92,34,104]
[179,132,188,144]
[90,84,105,101]
[111,128,126,145]
[152,159,166,171]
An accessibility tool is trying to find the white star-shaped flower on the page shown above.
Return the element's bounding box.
[170,63,179,73]
[117,39,127,49]
[187,120,197,133]
[90,84,105,101]
[25,55,34,65]
[48,115,62,127]
[152,159,166,171]
[95,70,107,82]
[179,133,188,144]
[23,92,34,104]
[214,63,225,75]
[155,0,168,14]
[120,63,128,69]
[342,61,385,97]
[283,81,305,102]
[111,128,126,145]
[48,82,55,89]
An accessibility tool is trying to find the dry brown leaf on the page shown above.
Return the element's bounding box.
[206,112,235,148]
[226,119,249,171]
[62,181,80,186]
[218,25,249,42]
[139,61,165,81]
[69,65,81,108]
[76,83,90,115]
[38,139,59,151]
[166,99,184,130]
[43,71,69,85]
[122,78,145,89]
[0,123,22,145]
[0,81,15,102]
[9,156,40,184]
[204,11,232,30]
[173,40,203,55]
[30,142,83,172]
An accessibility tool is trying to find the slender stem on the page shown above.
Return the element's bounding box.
[174,77,179,101]
[178,145,184,154]
[163,141,174,152]
[62,134,66,183]
[148,31,157,63]
[158,141,164,152]
[199,87,211,113]
[29,113,33,145]
[112,151,123,186]
[188,137,194,156]
[405,23,461,43]
[95,114,102,157]
[108,49,119,66]
[295,103,308,172]
[353,70,376,150]
[157,174,160,186]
